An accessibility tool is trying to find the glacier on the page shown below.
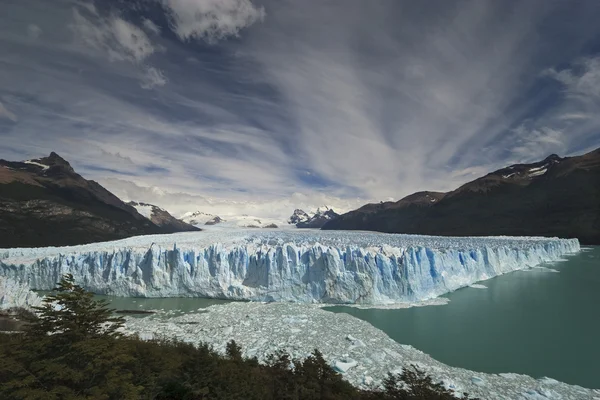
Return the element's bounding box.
[0,230,580,304]
[0,276,42,310]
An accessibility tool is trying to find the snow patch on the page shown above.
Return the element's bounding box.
[23,160,49,171]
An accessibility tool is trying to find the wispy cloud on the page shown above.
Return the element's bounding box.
[0,101,17,122]
[544,57,600,100]
[70,7,155,63]
[141,66,167,89]
[27,24,42,40]
[162,0,266,42]
[1,0,600,217]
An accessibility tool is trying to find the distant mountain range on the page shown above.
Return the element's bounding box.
[323,148,600,245]
[180,211,282,228]
[126,201,199,233]
[288,206,340,228]
[180,211,224,226]
[0,153,197,248]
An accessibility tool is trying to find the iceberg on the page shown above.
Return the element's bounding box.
[0,230,579,305]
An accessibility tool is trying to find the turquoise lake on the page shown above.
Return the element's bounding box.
[325,246,600,389]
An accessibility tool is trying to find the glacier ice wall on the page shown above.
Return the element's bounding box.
[0,231,580,304]
[0,276,43,310]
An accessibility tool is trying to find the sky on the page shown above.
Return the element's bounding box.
[1,0,600,219]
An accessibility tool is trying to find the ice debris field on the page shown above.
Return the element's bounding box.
[0,230,580,305]
[123,301,599,399]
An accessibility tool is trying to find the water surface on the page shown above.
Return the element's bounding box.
[325,247,600,389]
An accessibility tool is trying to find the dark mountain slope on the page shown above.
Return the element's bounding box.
[0,153,191,248]
[323,149,600,244]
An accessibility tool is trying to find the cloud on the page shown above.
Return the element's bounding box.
[558,113,590,120]
[162,0,266,42]
[510,125,565,160]
[0,101,17,122]
[100,177,368,219]
[70,6,155,64]
[142,18,161,35]
[27,24,42,39]
[544,57,600,100]
[1,0,600,218]
[240,1,555,198]
[141,66,168,89]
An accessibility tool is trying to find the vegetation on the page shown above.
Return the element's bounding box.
[0,275,478,399]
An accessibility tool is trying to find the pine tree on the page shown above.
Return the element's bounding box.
[1,274,141,399]
[28,273,125,340]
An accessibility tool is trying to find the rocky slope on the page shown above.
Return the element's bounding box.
[0,153,191,248]
[127,202,199,233]
[323,148,600,244]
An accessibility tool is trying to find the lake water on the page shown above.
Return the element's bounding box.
[325,246,600,389]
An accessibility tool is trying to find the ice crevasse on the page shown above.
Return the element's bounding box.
[0,231,580,305]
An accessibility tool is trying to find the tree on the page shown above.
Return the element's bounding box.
[225,339,243,362]
[381,365,478,400]
[28,273,125,340]
[1,274,140,399]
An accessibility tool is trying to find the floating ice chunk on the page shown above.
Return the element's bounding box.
[363,376,374,386]
[333,358,358,374]
[439,378,461,393]
[347,335,366,351]
[469,284,487,289]
[471,376,485,386]
[537,377,560,385]
[520,388,555,399]
[530,266,560,273]
[137,332,154,341]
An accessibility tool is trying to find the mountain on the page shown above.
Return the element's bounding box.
[180,211,223,226]
[287,209,310,225]
[0,152,188,248]
[127,201,199,233]
[323,148,600,245]
[296,206,340,228]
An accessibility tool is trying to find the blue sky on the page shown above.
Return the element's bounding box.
[1,0,600,217]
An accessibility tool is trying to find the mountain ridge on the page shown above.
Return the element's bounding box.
[323,148,600,244]
[0,153,196,248]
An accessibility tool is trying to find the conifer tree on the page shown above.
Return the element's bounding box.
[2,274,140,399]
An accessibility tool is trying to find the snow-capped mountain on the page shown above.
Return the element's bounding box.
[290,206,340,228]
[181,211,223,226]
[287,209,310,225]
[127,202,199,233]
[181,211,284,229]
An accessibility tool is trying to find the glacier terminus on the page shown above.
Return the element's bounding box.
[0,230,580,305]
